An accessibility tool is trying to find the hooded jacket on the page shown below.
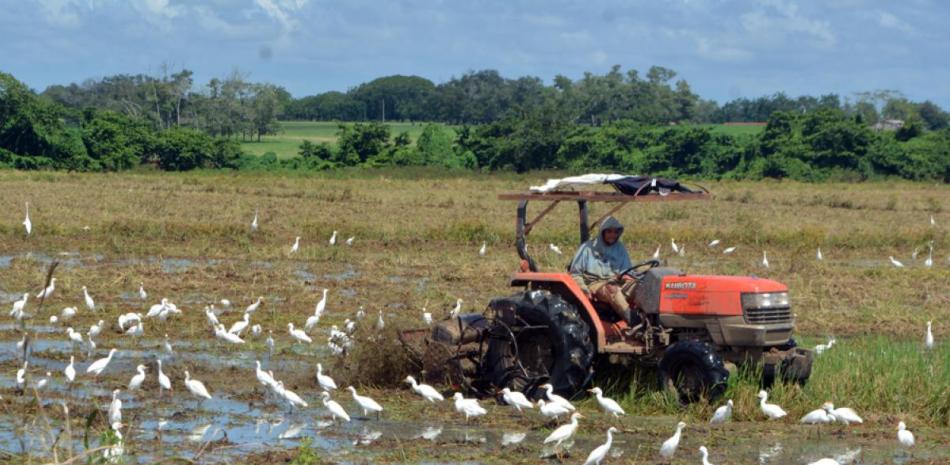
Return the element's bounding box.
[569,216,633,291]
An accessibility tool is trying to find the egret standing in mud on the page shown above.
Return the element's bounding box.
[404,376,443,402]
[245,296,263,314]
[588,387,625,418]
[138,283,147,301]
[128,365,146,390]
[157,360,171,396]
[322,391,350,422]
[347,386,383,419]
[184,370,212,406]
[540,383,575,411]
[500,387,534,413]
[23,202,32,235]
[583,427,617,465]
[452,392,487,422]
[287,323,312,344]
[758,390,787,419]
[64,356,76,384]
[925,321,934,350]
[699,446,714,465]
[538,399,571,423]
[897,421,915,448]
[544,412,582,457]
[109,389,122,424]
[82,286,95,311]
[290,236,300,254]
[710,399,733,424]
[479,241,487,256]
[316,363,337,391]
[87,348,118,377]
[660,421,685,460]
[36,278,56,300]
[329,230,338,245]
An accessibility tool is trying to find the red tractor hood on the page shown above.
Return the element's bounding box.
[659,275,788,316]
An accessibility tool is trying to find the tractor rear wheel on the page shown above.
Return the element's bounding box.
[484,291,594,400]
[659,341,729,404]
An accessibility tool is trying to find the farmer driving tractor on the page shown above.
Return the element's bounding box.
[569,216,642,327]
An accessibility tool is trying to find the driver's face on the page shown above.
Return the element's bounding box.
[602,228,620,245]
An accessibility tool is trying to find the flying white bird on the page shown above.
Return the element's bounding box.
[710,399,733,424]
[452,392,487,422]
[588,387,625,417]
[583,426,618,465]
[128,365,146,390]
[762,251,769,268]
[109,389,123,424]
[157,360,171,394]
[479,241,487,256]
[184,370,212,401]
[322,391,350,422]
[541,383,575,411]
[758,390,787,419]
[925,321,934,350]
[889,256,904,268]
[538,399,572,422]
[64,356,76,384]
[723,246,737,254]
[23,202,32,235]
[138,283,147,300]
[288,323,312,343]
[345,236,355,246]
[708,239,720,248]
[897,421,915,447]
[251,210,258,231]
[660,421,685,459]
[404,376,443,402]
[698,446,714,465]
[549,243,563,255]
[316,363,337,391]
[817,247,824,261]
[500,387,534,412]
[348,386,383,419]
[36,278,56,300]
[670,238,679,254]
[86,348,118,377]
[290,236,300,254]
[329,230,338,246]
[652,245,661,260]
[544,412,582,450]
[245,296,263,314]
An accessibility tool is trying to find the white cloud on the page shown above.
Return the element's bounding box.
[253,0,308,32]
[742,0,836,48]
[876,10,914,34]
[695,37,753,62]
[35,0,83,27]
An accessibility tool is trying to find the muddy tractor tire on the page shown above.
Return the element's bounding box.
[659,340,729,404]
[483,291,594,400]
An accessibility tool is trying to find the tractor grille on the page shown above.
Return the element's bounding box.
[744,306,792,324]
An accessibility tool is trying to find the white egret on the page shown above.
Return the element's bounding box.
[679,244,686,257]
[588,387,625,417]
[60,306,77,321]
[710,399,733,424]
[376,310,385,331]
[214,324,245,344]
[925,321,934,349]
[251,210,259,231]
[501,387,534,412]
[316,363,337,391]
[544,412,582,451]
[479,241,487,256]
[329,230,338,246]
[288,323,312,343]
[889,256,904,268]
[138,283,147,300]
[708,239,720,248]
[671,238,679,254]
[758,390,787,419]
[290,236,300,254]
[128,365,146,390]
[801,403,835,424]
[550,243,563,255]
[449,298,463,318]
[322,391,350,422]
[452,392,487,421]
[404,375,443,402]
[157,360,171,395]
[422,308,433,325]
[827,403,863,425]
[931,215,936,226]
[912,247,920,260]
[82,286,95,311]
[304,313,320,331]
[183,370,212,402]
[64,356,76,384]
[583,426,618,465]
[356,306,366,319]
[245,296,263,314]
[10,293,28,319]
[807,459,840,465]
[652,245,661,259]
[117,312,142,331]
[345,236,355,246]
[23,202,32,235]
[699,446,714,465]
[541,383,576,411]
[815,337,835,355]
[109,389,122,424]
[16,362,28,391]
[228,313,250,335]
[254,361,276,391]
[314,288,328,316]
[36,278,56,300]
[87,348,118,376]
[36,371,50,389]
[277,381,308,410]
[163,334,174,354]
[501,432,526,446]
[50,315,58,324]
[723,246,737,254]
[762,250,769,268]
[66,327,83,345]
[204,306,219,327]
[348,386,383,419]
[660,421,685,460]
[817,247,824,261]
[146,299,167,318]
[538,399,571,422]
[897,421,915,447]
[250,324,262,337]
[88,320,104,338]
[266,330,275,354]
[924,243,933,268]
[125,322,144,338]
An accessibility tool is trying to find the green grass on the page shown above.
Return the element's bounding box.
[240,121,439,158]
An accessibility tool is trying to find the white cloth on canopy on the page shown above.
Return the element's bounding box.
[529,173,628,193]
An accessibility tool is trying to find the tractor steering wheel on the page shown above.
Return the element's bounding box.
[617,259,660,283]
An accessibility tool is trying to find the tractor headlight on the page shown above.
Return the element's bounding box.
[741,291,789,310]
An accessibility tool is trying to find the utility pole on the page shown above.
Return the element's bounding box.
[381,98,385,122]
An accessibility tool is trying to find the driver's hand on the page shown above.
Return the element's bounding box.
[605,283,619,294]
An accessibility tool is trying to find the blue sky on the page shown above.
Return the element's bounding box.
[2,0,949,107]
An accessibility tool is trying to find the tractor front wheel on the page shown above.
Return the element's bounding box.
[658,341,729,404]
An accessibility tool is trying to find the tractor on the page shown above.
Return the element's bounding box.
[400,177,813,404]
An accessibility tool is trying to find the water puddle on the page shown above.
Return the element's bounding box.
[323,265,360,282]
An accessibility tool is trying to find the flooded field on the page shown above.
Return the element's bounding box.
[0,172,948,463]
